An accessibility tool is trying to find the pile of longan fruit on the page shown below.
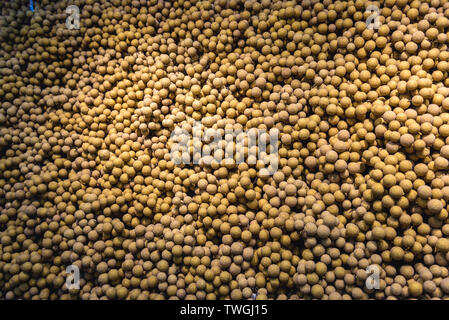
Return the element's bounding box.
[1,0,449,300]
